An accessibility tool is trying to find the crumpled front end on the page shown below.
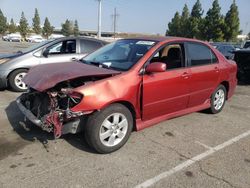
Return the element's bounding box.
[16,63,118,138]
[17,87,86,138]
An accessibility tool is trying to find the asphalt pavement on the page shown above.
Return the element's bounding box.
[0,40,250,188]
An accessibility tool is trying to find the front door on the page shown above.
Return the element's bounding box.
[142,43,190,120]
[40,39,79,64]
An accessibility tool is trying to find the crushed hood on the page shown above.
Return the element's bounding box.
[23,62,120,91]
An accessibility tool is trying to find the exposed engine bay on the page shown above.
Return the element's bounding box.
[18,76,108,138]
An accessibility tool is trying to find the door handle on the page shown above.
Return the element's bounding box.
[214,66,219,73]
[182,72,190,79]
[71,57,78,61]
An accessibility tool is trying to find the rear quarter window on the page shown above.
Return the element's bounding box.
[80,40,102,54]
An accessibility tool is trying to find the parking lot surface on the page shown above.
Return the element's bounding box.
[0,41,250,188]
[0,40,31,54]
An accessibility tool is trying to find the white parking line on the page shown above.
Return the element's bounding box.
[195,141,213,150]
[135,129,250,188]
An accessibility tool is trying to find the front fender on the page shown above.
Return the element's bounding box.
[71,72,142,119]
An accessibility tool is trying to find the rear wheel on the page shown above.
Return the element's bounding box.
[209,85,227,114]
[9,69,28,92]
[84,103,133,154]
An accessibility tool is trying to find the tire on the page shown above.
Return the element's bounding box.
[209,85,227,114]
[84,103,133,154]
[9,69,28,92]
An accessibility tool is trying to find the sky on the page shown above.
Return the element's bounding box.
[0,0,250,35]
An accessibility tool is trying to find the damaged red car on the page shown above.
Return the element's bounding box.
[17,37,237,153]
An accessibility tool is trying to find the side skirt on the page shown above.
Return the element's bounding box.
[136,100,211,131]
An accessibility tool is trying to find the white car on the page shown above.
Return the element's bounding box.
[48,34,65,39]
[7,33,22,42]
[27,35,45,43]
[2,34,10,41]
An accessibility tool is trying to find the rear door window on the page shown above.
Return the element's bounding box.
[186,42,217,66]
[80,40,102,54]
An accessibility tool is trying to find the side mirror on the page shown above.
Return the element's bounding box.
[43,49,49,58]
[145,62,166,73]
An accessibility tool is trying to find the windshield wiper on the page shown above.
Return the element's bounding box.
[88,61,110,69]
[81,60,122,71]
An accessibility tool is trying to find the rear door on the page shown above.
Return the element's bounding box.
[186,42,220,107]
[142,43,190,120]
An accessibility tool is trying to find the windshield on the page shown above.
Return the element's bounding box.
[82,39,157,71]
[21,39,55,54]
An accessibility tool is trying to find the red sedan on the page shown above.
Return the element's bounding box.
[17,37,237,153]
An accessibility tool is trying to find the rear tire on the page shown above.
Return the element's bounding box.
[84,103,133,154]
[9,69,28,92]
[209,85,227,114]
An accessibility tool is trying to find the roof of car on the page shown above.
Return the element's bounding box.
[121,36,206,43]
[121,36,173,42]
[55,36,108,44]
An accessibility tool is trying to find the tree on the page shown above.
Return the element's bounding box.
[8,18,16,33]
[166,12,181,37]
[73,20,80,36]
[42,17,53,39]
[32,8,41,34]
[224,0,240,42]
[203,0,225,41]
[180,4,191,37]
[189,0,204,39]
[19,12,29,38]
[0,9,7,35]
[61,19,73,36]
[248,32,250,39]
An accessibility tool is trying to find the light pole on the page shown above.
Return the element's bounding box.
[97,0,102,38]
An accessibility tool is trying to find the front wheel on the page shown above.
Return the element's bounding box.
[84,103,133,154]
[9,69,28,92]
[209,85,227,114]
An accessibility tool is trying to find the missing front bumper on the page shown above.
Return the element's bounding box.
[16,96,83,137]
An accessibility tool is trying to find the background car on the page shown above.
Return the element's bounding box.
[243,40,250,49]
[0,37,108,91]
[2,34,10,41]
[17,37,237,153]
[212,43,236,59]
[4,33,22,42]
[26,35,45,43]
[234,49,250,83]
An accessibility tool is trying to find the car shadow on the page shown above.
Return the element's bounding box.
[5,101,96,154]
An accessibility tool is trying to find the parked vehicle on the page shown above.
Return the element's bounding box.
[17,37,237,153]
[7,33,22,42]
[212,43,236,59]
[49,34,65,39]
[0,37,108,91]
[26,35,45,43]
[234,49,250,83]
[243,40,250,49]
[2,34,10,41]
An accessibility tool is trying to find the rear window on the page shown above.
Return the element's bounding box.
[187,43,217,66]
